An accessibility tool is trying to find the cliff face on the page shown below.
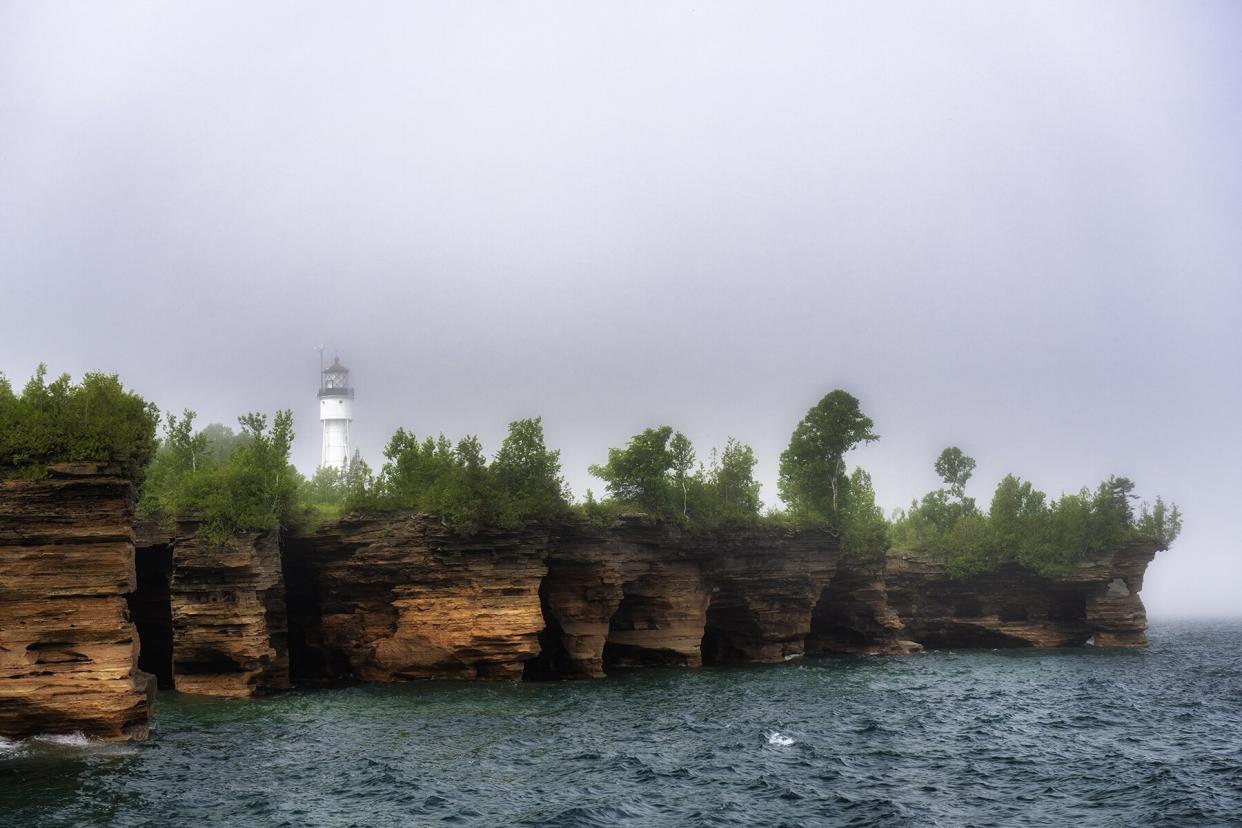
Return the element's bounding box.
[884,542,1159,648]
[2,477,1164,739]
[164,521,290,696]
[287,514,1161,684]
[284,514,549,682]
[806,555,913,656]
[0,465,153,740]
[530,519,844,678]
[287,514,905,682]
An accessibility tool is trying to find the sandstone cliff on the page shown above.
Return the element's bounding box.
[885,542,1158,648]
[130,521,290,697]
[165,521,290,696]
[286,513,914,683]
[284,514,549,682]
[0,464,152,740]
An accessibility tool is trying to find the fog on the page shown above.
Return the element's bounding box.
[3,2,1239,616]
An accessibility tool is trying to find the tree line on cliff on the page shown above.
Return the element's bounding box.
[890,446,1182,577]
[0,365,1181,572]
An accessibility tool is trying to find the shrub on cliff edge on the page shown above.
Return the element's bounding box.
[0,365,158,482]
[890,448,1183,577]
[138,409,303,541]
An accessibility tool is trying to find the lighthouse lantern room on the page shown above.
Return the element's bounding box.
[319,356,353,470]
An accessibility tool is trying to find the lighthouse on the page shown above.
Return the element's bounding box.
[318,356,354,471]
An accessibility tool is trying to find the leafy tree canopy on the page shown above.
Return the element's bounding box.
[934,446,975,498]
[138,409,302,541]
[349,417,571,532]
[585,428,764,529]
[890,451,1182,577]
[777,390,879,527]
[0,365,158,481]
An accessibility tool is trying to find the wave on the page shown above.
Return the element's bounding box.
[766,731,796,746]
[31,732,92,747]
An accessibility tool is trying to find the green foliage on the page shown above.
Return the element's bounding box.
[0,365,158,481]
[1136,496,1183,549]
[889,452,1183,577]
[701,438,764,526]
[300,450,374,526]
[138,409,303,542]
[357,417,570,532]
[839,468,890,560]
[934,446,975,499]
[588,426,681,516]
[777,390,879,528]
[572,487,635,527]
[586,428,765,529]
[491,417,571,525]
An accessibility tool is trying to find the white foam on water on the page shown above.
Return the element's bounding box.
[0,735,24,757]
[766,731,796,746]
[32,731,92,747]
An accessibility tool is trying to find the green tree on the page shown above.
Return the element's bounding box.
[0,365,158,481]
[704,438,763,525]
[934,446,976,500]
[492,417,569,523]
[840,467,890,560]
[164,410,210,473]
[1137,497,1182,549]
[777,390,879,527]
[669,432,696,518]
[589,426,679,516]
[439,435,498,531]
[987,474,1046,554]
[138,408,302,541]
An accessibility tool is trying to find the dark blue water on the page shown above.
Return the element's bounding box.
[3,620,1240,827]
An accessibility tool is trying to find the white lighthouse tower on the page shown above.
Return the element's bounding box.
[318,355,354,471]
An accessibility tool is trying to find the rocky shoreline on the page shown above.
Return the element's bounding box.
[1,465,1157,741]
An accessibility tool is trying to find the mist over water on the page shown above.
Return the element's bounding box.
[2,5,1239,618]
[4,620,1239,827]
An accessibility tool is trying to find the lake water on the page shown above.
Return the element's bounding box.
[3,620,1240,827]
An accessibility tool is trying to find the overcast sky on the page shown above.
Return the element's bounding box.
[3,2,1239,616]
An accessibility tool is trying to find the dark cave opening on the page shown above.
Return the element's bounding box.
[522,576,569,681]
[807,578,884,654]
[699,595,763,666]
[128,544,175,690]
[602,592,689,671]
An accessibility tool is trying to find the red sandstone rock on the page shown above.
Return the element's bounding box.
[884,542,1158,648]
[286,514,549,681]
[165,521,290,696]
[0,465,152,740]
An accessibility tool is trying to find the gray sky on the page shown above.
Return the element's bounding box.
[3,2,1239,616]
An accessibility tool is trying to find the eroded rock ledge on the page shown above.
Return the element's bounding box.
[131,521,289,698]
[2,476,1161,741]
[885,543,1157,649]
[0,465,152,740]
[283,514,915,684]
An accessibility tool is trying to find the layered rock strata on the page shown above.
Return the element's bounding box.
[284,514,549,682]
[806,556,916,655]
[0,464,152,740]
[532,519,844,677]
[161,520,290,697]
[884,542,1159,648]
[287,514,862,682]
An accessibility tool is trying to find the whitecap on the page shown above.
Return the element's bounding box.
[0,735,24,757]
[31,732,91,747]
[766,731,796,746]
